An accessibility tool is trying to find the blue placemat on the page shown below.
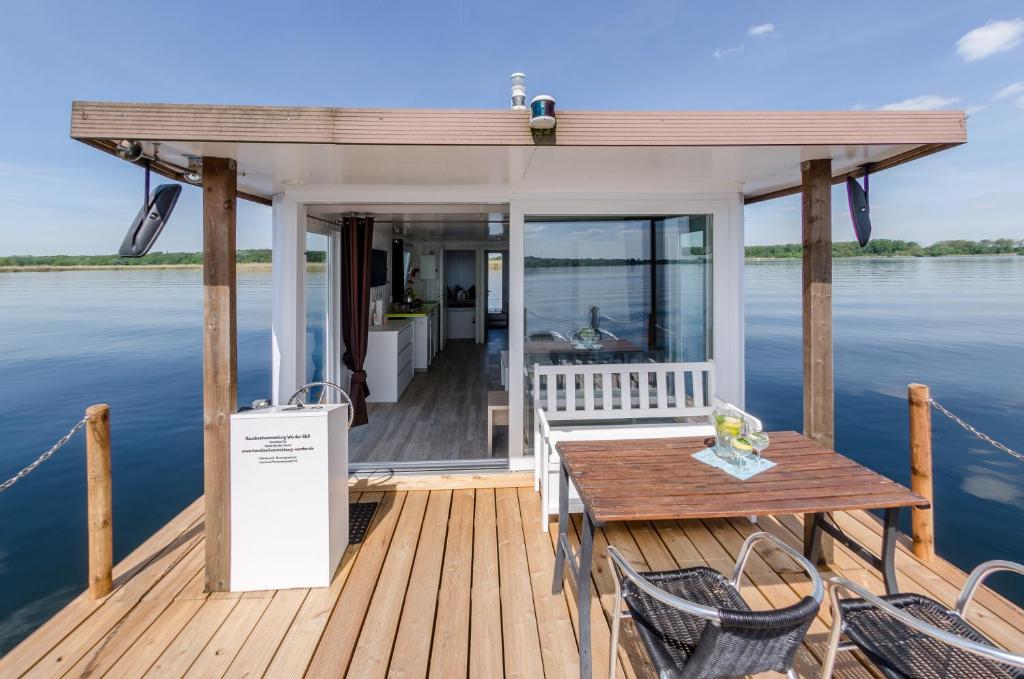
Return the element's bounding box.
[692,447,776,480]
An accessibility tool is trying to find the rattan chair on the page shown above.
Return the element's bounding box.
[822,562,1024,679]
[607,531,823,679]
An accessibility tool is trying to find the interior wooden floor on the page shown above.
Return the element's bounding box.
[350,328,509,464]
[5,473,1024,679]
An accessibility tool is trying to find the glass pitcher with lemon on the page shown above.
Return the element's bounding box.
[712,407,748,462]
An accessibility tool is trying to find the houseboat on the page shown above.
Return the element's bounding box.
[6,83,1024,679]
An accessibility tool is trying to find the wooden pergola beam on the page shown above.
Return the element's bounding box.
[801,158,835,562]
[202,157,238,592]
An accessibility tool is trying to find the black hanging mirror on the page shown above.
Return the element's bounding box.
[118,161,182,257]
[846,166,872,247]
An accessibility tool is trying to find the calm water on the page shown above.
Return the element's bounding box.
[1,257,1022,652]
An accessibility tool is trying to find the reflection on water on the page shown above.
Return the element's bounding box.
[0,256,1022,652]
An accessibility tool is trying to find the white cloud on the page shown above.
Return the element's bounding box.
[713,45,744,59]
[748,23,775,36]
[994,81,1024,99]
[879,94,960,111]
[955,18,1024,61]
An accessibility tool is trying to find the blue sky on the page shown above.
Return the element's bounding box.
[0,1,1021,254]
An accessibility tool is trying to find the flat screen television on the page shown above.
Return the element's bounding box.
[371,249,388,287]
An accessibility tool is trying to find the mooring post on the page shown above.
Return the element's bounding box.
[908,384,935,561]
[85,403,113,598]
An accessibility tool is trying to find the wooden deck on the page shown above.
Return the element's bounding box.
[3,472,1023,678]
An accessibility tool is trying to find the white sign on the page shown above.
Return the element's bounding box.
[230,404,349,591]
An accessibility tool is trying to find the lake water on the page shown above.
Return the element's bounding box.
[1,256,1022,653]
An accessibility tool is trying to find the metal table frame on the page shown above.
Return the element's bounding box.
[551,459,914,679]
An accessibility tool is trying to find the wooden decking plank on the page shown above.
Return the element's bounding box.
[104,599,205,677]
[517,487,580,679]
[263,491,372,678]
[557,516,622,679]
[495,488,545,678]
[580,518,648,679]
[389,489,452,678]
[844,508,1024,630]
[350,472,531,492]
[143,598,238,677]
[470,488,503,678]
[305,491,407,677]
[20,537,205,679]
[62,537,206,679]
[222,588,308,678]
[183,597,272,678]
[346,490,430,678]
[705,517,875,679]
[0,503,204,677]
[819,511,1024,650]
[428,488,475,679]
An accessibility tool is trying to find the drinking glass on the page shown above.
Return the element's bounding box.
[747,431,770,461]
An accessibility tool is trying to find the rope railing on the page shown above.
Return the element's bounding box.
[930,398,1023,463]
[0,416,87,494]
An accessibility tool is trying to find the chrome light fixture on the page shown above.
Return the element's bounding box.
[115,139,144,162]
[510,72,527,110]
[183,156,203,184]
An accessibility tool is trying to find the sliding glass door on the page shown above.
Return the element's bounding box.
[522,215,713,448]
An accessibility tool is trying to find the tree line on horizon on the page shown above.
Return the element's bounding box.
[0,239,1020,268]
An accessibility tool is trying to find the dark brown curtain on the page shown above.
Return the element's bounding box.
[341,215,374,426]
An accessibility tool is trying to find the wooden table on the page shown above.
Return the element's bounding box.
[524,338,644,361]
[551,431,930,679]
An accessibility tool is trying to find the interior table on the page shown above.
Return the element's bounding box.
[551,431,930,679]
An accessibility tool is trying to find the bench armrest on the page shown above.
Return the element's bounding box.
[711,398,763,432]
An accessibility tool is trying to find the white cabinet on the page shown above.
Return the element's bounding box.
[413,305,440,370]
[229,404,348,591]
[365,319,415,402]
[447,307,475,339]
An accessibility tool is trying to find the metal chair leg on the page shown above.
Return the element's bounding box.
[609,592,622,679]
[820,585,847,679]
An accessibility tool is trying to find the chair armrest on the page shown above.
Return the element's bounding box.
[828,576,1024,670]
[606,546,721,622]
[711,398,763,432]
[956,560,1024,616]
[730,532,824,603]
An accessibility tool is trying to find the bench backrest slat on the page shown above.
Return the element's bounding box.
[532,361,715,422]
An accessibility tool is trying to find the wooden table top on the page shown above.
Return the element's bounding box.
[556,431,930,523]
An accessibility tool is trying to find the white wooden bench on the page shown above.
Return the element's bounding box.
[532,360,760,531]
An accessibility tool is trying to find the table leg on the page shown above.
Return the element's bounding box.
[552,460,570,595]
[578,510,595,679]
[882,508,900,595]
[805,512,825,565]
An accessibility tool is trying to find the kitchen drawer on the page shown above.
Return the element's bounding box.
[397,357,414,396]
[397,322,414,349]
[397,342,414,370]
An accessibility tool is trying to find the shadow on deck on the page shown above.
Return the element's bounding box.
[3,473,1022,678]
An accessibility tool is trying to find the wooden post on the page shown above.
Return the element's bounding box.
[85,403,112,599]
[801,158,835,563]
[908,383,935,560]
[203,157,238,592]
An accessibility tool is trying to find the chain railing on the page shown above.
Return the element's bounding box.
[0,404,113,598]
[930,398,1023,464]
[0,416,87,494]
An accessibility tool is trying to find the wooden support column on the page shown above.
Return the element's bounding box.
[801,158,835,563]
[202,157,237,592]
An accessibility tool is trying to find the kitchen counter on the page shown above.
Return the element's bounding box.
[384,302,439,318]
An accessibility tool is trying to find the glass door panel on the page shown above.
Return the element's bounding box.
[305,231,330,402]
